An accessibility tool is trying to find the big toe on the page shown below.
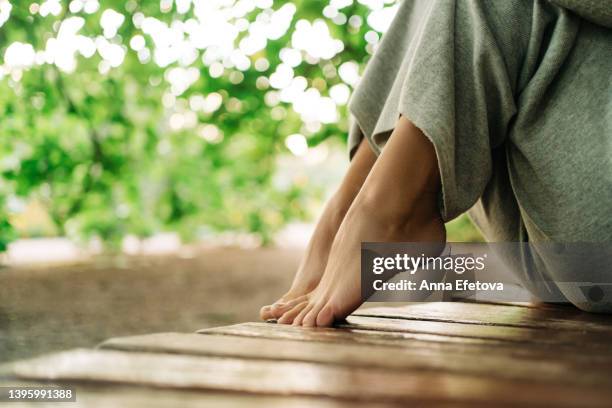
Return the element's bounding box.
[315,304,335,327]
[302,303,323,327]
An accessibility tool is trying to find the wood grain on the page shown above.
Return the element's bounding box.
[341,316,612,350]
[100,332,612,386]
[0,381,404,408]
[4,349,612,407]
[354,302,612,331]
[204,316,612,351]
[6,301,612,407]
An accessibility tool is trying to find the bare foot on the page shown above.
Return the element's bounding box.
[259,200,344,321]
[260,138,377,321]
[277,117,444,327]
[277,202,446,326]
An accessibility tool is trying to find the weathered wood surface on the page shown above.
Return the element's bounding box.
[203,316,612,351]
[4,349,611,407]
[340,315,612,349]
[100,332,612,386]
[202,321,612,371]
[4,301,612,407]
[0,381,408,408]
[354,302,612,331]
[0,381,402,408]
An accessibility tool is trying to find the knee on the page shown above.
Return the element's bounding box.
[560,284,612,314]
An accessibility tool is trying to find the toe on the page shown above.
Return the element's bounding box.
[315,303,335,327]
[293,303,314,326]
[259,305,273,321]
[302,302,324,327]
[278,301,308,325]
[262,295,308,320]
[271,295,308,318]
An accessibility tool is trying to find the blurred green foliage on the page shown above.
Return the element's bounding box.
[0,193,16,251]
[446,215,483,243]
[0,0,384,248]
[0,0,480,250]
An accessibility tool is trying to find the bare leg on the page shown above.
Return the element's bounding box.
[278,117,446,327]
[260,138,376,320]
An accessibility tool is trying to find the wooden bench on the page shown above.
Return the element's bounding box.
[2,301,612,407]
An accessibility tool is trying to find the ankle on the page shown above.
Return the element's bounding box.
[347,197,445,248]
[356,188,441,229]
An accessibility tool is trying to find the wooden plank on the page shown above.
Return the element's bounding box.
[201,322,612,361]
[0,381,403,408]
[354,303,612,332]
[204,317,612,351]
[341,315,612,350]
[3,349,611,407]
[99,332,612,386]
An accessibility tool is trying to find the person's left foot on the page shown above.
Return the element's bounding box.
[259,198,347,321]
[277,200,446,327]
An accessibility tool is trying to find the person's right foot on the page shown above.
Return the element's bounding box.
[275,117,445,327]
[277,200,445,327]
